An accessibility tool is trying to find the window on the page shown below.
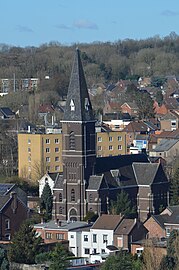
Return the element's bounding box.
[98,137,102,142]
[84,248,90,254]
[55,165,60,171]
[5,219,10,230]
[46,139,50,144]
[103,235,108,244]
[46,148,50,153]
[109,145,113,150]
[84,235,88,242]
[71,189,75,202]
[56,233,64,240]
[109,136,113,142]
[101,249,105,254]
[93,234,97,243]
[55,138,59,144]
[59,193,62,202]
[97,146,102,151]
[55,147,59,152]
[118,145,122,150]
[46,157,50,162]
[118,136,122,141]
[28,139,31,144]
[71,235,74,239]
[59,207,63,214]
[45,232,52,239]
[93,248,97,254]
[46,166,50,171]
[166,228,170,237]
[55,156,59,162]
[69,131,75,150]
[28,156,31,162]
[28,147,31,153]
[70,99,75,111]
[5,234,11,241]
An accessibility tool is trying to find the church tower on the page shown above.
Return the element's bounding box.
[57,48,96,221]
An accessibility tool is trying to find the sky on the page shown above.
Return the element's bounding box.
[0,0,179,48]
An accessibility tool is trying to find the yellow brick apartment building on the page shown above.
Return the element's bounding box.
[18,128,127,181]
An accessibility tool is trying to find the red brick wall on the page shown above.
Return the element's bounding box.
[144,217,165,238]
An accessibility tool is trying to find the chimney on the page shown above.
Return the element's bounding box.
[10,192,17,213]
[58,221,62,227]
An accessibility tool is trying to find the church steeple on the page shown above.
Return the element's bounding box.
[63,48,94,122]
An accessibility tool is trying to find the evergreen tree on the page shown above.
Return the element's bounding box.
[0,247,9,270]
[8,222,42,264]
[170,167,179,205]
[49,243,70,270]
[40,182,53,220]
[110,190,136,217]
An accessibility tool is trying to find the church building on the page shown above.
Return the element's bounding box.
[52,49,169,222]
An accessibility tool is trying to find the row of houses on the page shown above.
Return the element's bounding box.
[33,205,179,263]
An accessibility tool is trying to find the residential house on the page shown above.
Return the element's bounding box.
[34,219,92,249]
[114,218,148,252]
[121,102,139,118]
[149,138,179,165]
[144,205,179,239]
[159,111,179,131]
[0,192,29,242]
[122,121,155,149]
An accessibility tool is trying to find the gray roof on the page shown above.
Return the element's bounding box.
[153,139,179,152]
[0,195,11,210]
[63,48,94,122]
[53,174,63,189]
[133,163,159,185]
[0,184,15,195]
[87,175,104,190]
[48,173,59,182]
[151,205,179,228]
[119,162,168,186]
[34,220,91,231]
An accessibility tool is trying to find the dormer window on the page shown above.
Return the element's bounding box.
[70,99,75,111]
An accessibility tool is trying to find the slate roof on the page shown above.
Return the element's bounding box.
[53,174,63,189]
[0,184,15,195]
[87,175,104,190]
[0,107,15,117]
[133,163,159,185]
[152,139,179,152]
[0,195,11,210]
[119,162,168,186]
[95,153,149,174]
[92,214,123,230]
[48,173,59,182]
[63,48,94,122]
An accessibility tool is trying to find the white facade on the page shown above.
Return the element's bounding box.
[68,231,82,257]
[38,173,55,197]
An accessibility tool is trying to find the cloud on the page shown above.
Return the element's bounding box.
[73,19,98,30]
[16,25,33,33]
[55,24,71,30]
[161,10,179,16]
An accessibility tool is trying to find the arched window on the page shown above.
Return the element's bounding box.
[69,131,75,150]
[71,189,75,202]
[59,193,62,202]
[69,208,77,221]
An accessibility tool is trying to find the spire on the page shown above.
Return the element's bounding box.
[63,48,94,122]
